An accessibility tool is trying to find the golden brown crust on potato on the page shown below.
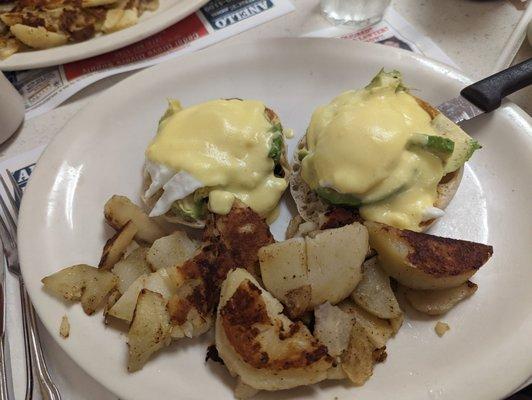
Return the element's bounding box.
[386,225,494,277]
[204,200,274,278]
[168,203,274,323]
[319,207,363,230]
[220,279,330,370]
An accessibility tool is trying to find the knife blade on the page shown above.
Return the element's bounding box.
[437,58,532,124]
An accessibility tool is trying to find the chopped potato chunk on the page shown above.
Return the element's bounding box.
[42,264,117,315]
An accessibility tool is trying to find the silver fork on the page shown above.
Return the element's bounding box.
[0,171,61,400]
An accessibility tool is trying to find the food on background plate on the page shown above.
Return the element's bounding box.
[142,99,290,228]
[0,0,159,59]
[291,69,481,232]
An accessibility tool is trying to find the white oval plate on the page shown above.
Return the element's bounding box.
[0,0,208,71]
[18,39,532,400]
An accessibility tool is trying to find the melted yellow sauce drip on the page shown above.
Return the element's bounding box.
[147,99,287,216]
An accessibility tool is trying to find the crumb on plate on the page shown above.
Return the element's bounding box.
[60,315,70,339]
[434,321,449,337]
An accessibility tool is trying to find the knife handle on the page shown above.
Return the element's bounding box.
[461,58,532,112]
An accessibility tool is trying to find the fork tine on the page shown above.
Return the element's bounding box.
[6,170,22,207]
[0,194,16,237]
[0,175,17,217]
[0,213,14,252]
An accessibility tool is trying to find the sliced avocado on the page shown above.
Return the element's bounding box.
[316,176,414,207]
[409,133,454,160]
[268,132,283,164]
[316,165,417,207]
[432,114,482,173]
[365,69,407,93]
[316,187,362,207]
[171,194,206,221]
[298,149,309,161]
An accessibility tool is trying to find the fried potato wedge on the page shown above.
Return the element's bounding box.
[42,264,117,315]
[82,0,118,7]
[234,378,259,400]
[146,231,199,271]
[10,24,67,49]
[365,221,493,290]
[314,302,354,358]
[259,223,368,316]
[0,13,22,27]
[389,314,404,335]
[351,257,402,319]
[341,321,375,386]
[259,237,310,315]
[216,268,332,391]
[127,289,171,372]
[107,268,177,322]
[104,195,166,244]
[339,301,393,349]
[307,223,368,305]
[403,281,478,315]
[102,7,137,33]
[112,246,151,294]
[99,220,137,270]
[0,38,19,60]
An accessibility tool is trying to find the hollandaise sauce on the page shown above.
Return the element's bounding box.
[301,76,445,231]
[146,99,287,217]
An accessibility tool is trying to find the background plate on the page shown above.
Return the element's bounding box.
[0,0,208,71]
[18,39,532,400]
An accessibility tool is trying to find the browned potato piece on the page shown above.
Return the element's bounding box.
[112,247,151,294]
[99,220,137,270]
[365,221,493,290]
[258,237,309,315]
[0,38,20,60]
[10,24,67,49]
[42,264,118,315]
[234,378,259,400]
[314,302,353,358]
[104,195,166,244]
[127,289,171,372]
[339,301,393,349]
[0,13,23,27]
[82,0,118,7]
[107,267,177,323]
[307,223,368,305]
[146,231,199,271]
[403,281,478,315]
[389,314,404,335]
[341,322,374,386]
[259,223,368,316]
[351,257,402,319]
[215,268,332,391]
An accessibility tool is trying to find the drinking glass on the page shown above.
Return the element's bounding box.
[320,0,391,27]
[0,73,24,143]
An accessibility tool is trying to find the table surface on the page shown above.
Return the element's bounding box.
[1,1,531,399]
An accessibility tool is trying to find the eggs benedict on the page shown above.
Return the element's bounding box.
[143,99,290,227]
[291,70,481,232]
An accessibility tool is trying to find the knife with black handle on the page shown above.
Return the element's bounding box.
[438,58,532,123]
